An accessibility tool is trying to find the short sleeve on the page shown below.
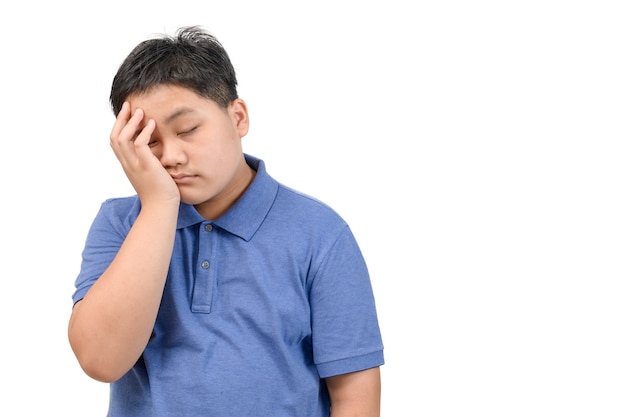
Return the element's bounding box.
[309,226,384,378]
[71,198,138,305]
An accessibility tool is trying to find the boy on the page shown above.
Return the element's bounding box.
[68,25,384,416]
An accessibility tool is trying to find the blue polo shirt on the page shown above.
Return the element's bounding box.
[72,155,384,417]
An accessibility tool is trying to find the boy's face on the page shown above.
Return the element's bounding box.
[127,84,251,219]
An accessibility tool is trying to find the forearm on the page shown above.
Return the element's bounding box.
[68,203,178,382]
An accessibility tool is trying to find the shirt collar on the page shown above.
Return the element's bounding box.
[176,154,278,241]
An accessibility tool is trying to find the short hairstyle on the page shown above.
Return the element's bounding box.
[110,25,239,115]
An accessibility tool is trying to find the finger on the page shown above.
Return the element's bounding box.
[133,118,156,149]
[110,102,132,144]
[121,108,145,143]
[111,107,146,157]
[114,107,145,147]
[110,109,146,169]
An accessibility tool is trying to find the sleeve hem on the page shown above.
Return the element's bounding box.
[316,350,384,378]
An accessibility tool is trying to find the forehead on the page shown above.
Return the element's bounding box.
[127,85,220,121]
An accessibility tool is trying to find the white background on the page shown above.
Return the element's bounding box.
[1,1,625,416]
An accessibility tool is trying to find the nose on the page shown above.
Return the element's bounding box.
[159,139,188,168]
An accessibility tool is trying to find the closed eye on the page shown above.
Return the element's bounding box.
[178,126,198,136]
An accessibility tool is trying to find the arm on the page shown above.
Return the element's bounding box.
[68,103,180,382]
[326,367,381,417]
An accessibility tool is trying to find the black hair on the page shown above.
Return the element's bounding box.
[110,25,238,115]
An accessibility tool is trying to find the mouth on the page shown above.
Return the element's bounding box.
[171,174,196,184]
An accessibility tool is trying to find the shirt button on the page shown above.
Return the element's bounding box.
[204,224,213,231]
[201,260,210,269]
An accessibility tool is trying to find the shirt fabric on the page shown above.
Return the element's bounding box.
[72,155,384,417]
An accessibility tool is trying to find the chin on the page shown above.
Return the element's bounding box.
[180,193,213,207]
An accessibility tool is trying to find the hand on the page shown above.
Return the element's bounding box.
[110,102,180,206]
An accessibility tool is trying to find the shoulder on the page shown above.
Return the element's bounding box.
[274,183,347,228]
[100,195,140,214]
[94,195,142,229]
[247,154,347,227]
[101,195,140,209]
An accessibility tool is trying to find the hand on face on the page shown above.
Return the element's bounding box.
[110,102,180,206]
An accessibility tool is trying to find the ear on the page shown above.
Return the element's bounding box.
[229,98,249,137]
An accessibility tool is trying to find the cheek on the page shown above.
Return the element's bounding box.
[149,147,162,160]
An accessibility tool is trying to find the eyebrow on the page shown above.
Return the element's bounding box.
[165,107,195,124]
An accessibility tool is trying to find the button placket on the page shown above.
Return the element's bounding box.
[191,222,217,314]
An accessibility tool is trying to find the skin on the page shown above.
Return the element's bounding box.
[326,367,381,417]
[68,84,380,416]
